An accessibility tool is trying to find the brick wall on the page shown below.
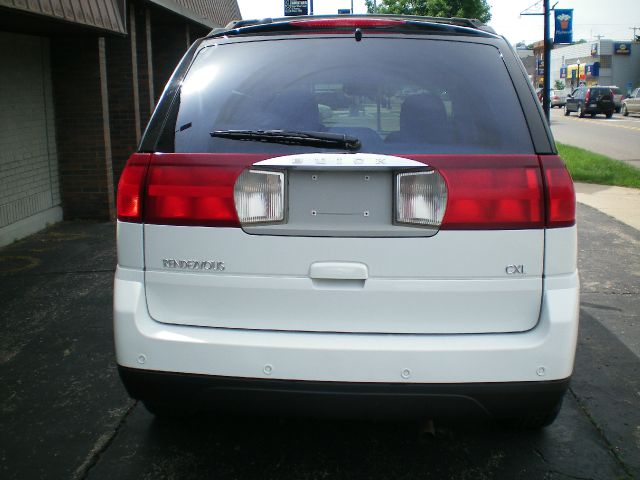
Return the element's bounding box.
[0,31,60,229]
[106,31,138,184]
[151,8,193,105]
[51,37,111,220]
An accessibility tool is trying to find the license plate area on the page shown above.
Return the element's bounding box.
[242,169,437,237]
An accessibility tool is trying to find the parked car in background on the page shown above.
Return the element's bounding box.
[550,89,567,107]
[622,87,640,116]
[602,86,623,113]
[115,15,578,428]
[565,86,614,118]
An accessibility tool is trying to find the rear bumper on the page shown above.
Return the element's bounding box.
[119,366,570,419]
[114,267,580,384]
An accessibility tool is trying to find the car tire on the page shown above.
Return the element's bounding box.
[615,107,621,113]
[622,105,629,116]
[564,106,570,116]
[606,111,613,119]
[578,105,585,118]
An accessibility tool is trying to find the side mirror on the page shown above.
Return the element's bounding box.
[567,94,573,99]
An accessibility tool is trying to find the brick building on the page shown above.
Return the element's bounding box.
[0,0,241,246]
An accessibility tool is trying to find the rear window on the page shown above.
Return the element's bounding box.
[159,37,534,155]
[609,87,621,94]
[590,87,612,96]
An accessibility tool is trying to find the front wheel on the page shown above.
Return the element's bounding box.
[606,111,613,119]
[622,105,629,116]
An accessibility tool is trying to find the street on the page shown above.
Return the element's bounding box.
[550,107,640,169]
[1,204,639,479]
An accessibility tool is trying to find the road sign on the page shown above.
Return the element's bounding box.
[285,0,308,16]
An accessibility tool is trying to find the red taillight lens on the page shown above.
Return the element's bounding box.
[585,89,591,103]
[117,153,151,222]
[406,156,543,230]
[145,165,243,227]
[142,154,267,227]
[540,155,575,227]
[291,18,405,28]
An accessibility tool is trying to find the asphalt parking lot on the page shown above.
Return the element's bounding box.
[1,203,639,480]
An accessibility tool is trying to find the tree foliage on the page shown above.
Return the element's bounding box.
[365,0,492,23]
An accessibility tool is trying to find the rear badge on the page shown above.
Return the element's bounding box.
[505,264,525,275]
[162,259,225,271]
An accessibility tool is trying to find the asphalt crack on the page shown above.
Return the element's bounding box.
[568,388,634,479]
[73,400,137,480]
[534,447,597,480]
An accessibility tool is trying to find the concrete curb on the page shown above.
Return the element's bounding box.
[574,182,640,231]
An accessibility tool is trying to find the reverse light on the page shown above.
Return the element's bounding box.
[395,170,448,227]
[234,169,285,225]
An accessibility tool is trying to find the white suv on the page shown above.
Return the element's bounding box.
[114,15,578,427]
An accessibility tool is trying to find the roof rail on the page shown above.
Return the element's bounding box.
[209,14,497,38]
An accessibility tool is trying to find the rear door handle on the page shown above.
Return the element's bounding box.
[309,262,368,280]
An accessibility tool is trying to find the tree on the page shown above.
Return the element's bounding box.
[554,80,565,90]
[365,0,492,24]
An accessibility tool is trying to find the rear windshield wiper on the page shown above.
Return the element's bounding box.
[210,129,361,151]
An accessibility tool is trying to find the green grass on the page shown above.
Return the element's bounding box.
[557,143,640,188]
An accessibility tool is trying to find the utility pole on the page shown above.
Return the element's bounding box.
[543,0,551,121]
[521,0,557,123]
[631,26,640,41]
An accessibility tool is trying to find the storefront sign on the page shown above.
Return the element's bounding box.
[585,62,600,77]
[554,9,573,44]
[591,43,598,56]
[614,42,631,55]
[284,0,308,16]
[559,67,567,79]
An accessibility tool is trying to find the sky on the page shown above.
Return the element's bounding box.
[236,0,640,45]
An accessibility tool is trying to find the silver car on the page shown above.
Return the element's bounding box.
[603,86,623,113]
[622,87,640,116]
[550,89,567,107]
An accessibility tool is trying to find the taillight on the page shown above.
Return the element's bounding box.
[145,164,243,227]
[413,156,545,230]
[585,89,591,103]
[395,170,447,227]
[234,169,285,224]
[539,155,575,227]
[117,153,151,222]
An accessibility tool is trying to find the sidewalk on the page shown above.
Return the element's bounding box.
[574,182,640,231]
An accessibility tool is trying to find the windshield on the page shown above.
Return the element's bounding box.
[158,37,534,155]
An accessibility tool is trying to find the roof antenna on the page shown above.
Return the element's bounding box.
[355,28,362,41]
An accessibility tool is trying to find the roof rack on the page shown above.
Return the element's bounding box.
[208,14,497,39]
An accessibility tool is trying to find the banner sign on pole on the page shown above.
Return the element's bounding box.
[554,9,573,44]
[284,0,308,16]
